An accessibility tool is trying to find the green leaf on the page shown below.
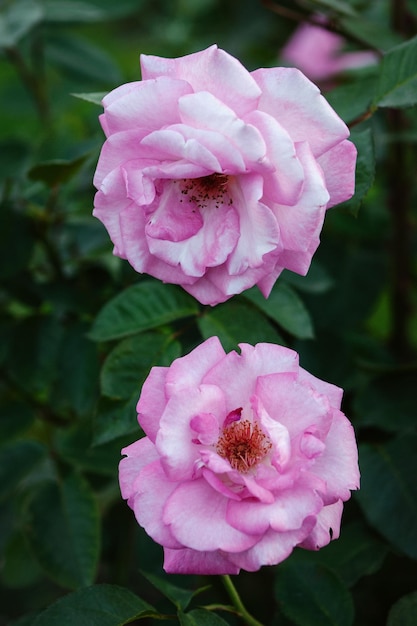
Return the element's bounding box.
[0,0,42,47]
[51,322,100,417]
[387,592,417,626]
[327,75,378,125]
[101,332,181,400]
[198,300,284,352]
[375,36,417,108]
[71,91,107,105]
[90,281,199,342]
[46,33,121,84]
[356,435,417,559]
[340,16,401,52]
[0,399,34,443]
[0,440,46,502]
[282,261,334,295]
[41,0,107,22]
[179,609,230,626]
[28,154,88,186]
[275,556,354,626]
[55,422,128,477]
[0,206,35,280]
[26,472,100,589]
[337,128,375,215]
[142,570,209,611]
[93,395,139,445]
[312,520,388,587]
[353,371,417,433]
[2,528,43,588]
[33,584,157,626]
[243,283,314,339]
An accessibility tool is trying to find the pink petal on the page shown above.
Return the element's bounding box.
[163,479,262,552]
[299,500,344,550]
[298,367,343,410]
[178,92,266,168]
[226,174,280,275]
[119,437,158,501]
[203,343,299,412]
[166,336,226,393]
[145,179,204,243]
[141,128,222,172]
[93,129,152,188]
[146,201,239,278]
[227,486,323,534]
[93,168,131,258]
[137,366,169,442]
[228,520,316,571]
[245,109,304,205]
[311,409,360,502]
[271,141,329,275]
[156,384,226,481]
[101,77,193,135]
[251,394,291,469]
[252,67,349,157]
[130,459,182,549]
[190,412,219,445]
[140,45,261,118]
[255,372,332,440]
[165,123,247,172]
[317,140,357,208]
[163,547,240,575]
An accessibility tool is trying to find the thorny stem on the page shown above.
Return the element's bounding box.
[221,575,264,626]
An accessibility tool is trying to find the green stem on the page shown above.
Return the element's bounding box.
[221,575,264,626]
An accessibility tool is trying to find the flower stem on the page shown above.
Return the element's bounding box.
[221,575,264,626]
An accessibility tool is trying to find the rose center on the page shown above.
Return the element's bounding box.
[216,419,272,473]
[177,174,232,210]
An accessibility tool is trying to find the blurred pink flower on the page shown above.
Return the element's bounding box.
[93,45,356,306]
[281,19,378,83]
[119,337,360,574]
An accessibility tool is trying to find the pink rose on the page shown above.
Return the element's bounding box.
[119,337,359,574]
[93,45,356,306]
[281,19,378,83]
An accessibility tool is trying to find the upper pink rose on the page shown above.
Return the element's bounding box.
[119,337,360,574]
[93,45,356,306]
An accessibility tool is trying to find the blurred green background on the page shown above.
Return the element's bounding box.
[1,1,417,625]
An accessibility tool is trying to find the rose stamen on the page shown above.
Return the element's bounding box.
[216,418,272,473]
[177,174,233,209]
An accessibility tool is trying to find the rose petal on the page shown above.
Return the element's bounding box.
[228,519,316,571]
[227,486,323,534]
[119,437,159,501]
[310,409,360,502]
[317,139,357,208]
[252,66,350,157]
[130,459,182,549]
[299,500,344,550]
[163,479,262,552]
[156,384,226,481]
[163,547,239,575]
[141,44,261,117]
[102,77,193,135]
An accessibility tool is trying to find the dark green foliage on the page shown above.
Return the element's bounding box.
[1,1,417,625]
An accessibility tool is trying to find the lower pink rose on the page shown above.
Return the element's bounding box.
[119,337,360,574]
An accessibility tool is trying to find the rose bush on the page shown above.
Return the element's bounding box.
[119,337,359,574]
[93,45,357,305]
